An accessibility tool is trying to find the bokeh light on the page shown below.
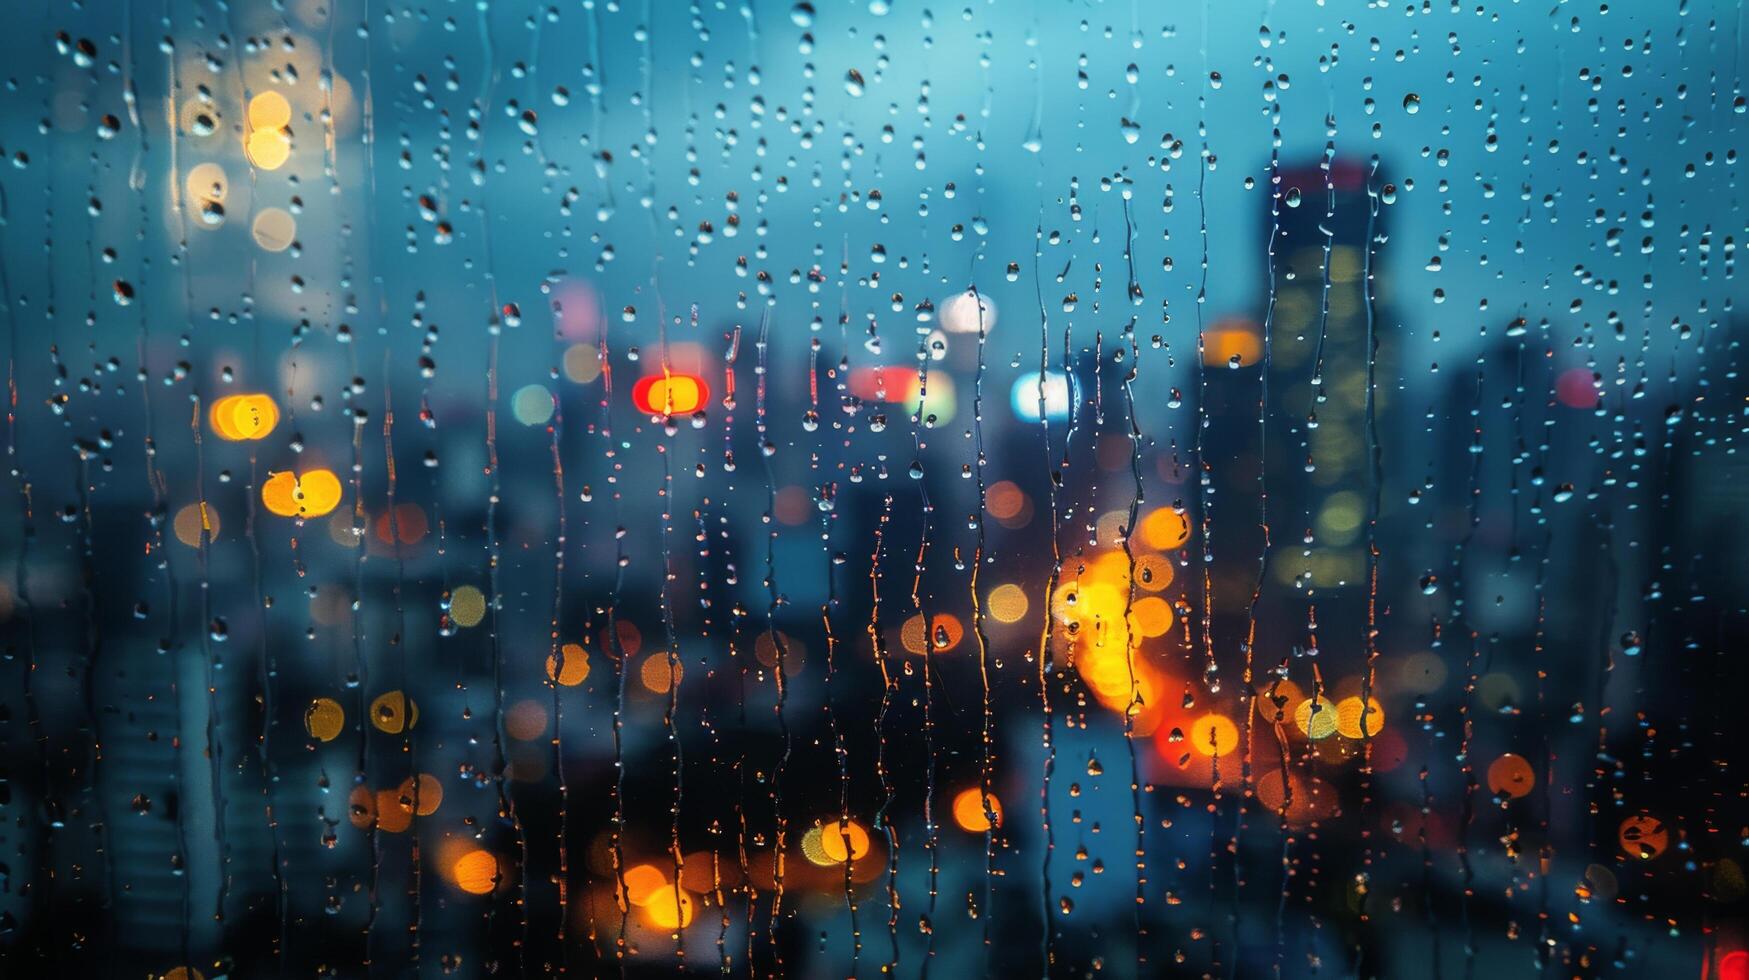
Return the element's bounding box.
[952,787,1002,832]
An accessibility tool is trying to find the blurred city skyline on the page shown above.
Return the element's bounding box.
[0,1,1743,977]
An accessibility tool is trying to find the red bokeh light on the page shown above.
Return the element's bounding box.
[1555,367,1598,409]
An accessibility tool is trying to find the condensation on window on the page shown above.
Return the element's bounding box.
[0,1,1744,977]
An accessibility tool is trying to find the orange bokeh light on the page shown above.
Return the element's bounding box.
[396,773,443,816]
[547,642,591,686]
[1202,320,1263,367]
[209,393,280,441]
[952,787,1002,832]
[1618,813,1668,860]
[640,652,683,693]
[1139,507,1191,550]
[1486,753,1535,798]
[262,468,343,518]
[452,849,500,894]
[624,863,668,905]
[819,820,872,863]
[642,885,696,929]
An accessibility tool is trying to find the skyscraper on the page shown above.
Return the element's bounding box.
[1199,158,1394,661]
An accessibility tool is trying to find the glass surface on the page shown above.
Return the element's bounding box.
[0,1,1744,976]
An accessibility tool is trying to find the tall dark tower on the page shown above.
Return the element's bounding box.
[1267,160,1391,602]
[1199,158,1393,661]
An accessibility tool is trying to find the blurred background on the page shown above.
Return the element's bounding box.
[0,0,1745,976]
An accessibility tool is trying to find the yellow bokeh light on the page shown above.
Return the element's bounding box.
[987,583,1029,624]
[449,585,487,627]
[902,371,955,421]
[1187,713,1240,757]
[800,826,833,867]
[1076,641,1140,702]
[1294,696,1338,740]
[1333,696,1385,739]
[634,375,710,416]
[245,127,291,170]
[1328,246,1362,283]
[1316,492,1365,541]
[546,642,590,686]
[172,501,221,547]
[296,469,343,516]
[304,697,344,741]
[1053,580,1127,626]
[209,393,279,441]
[952,787,1002,832]
[247,90,293,130]
[228,394,280,440]
[368,690,418,734]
